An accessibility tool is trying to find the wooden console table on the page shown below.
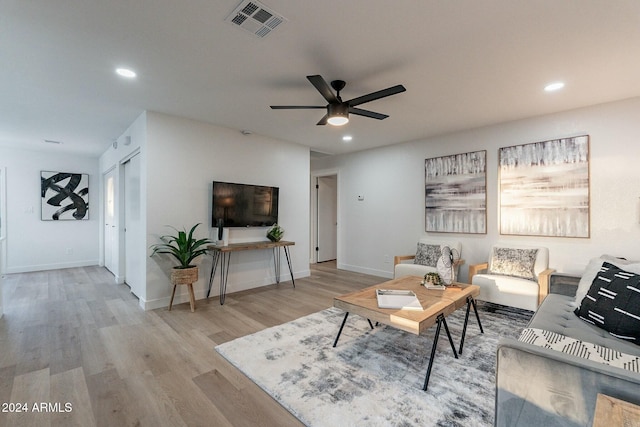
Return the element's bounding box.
[206,240,295,305]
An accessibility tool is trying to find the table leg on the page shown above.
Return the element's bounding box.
[472,297,484,333]
[207,251,220,298]
[458,296,484,354]
[442,317,459,359]
[219,252,231,305]
[333,312,350,347]
[283,246,295,288]
[273,247,281,284]
[423,314,458,391]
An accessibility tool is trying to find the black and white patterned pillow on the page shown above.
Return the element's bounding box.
[488,247,538,280]
[575,262,640,346]
[414,243,440,267]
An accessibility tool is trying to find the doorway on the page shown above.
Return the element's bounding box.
[313,173,338,263]
[103,168,116,275]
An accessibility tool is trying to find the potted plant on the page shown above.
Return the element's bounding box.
[266,223,284,242]
[421,272,443,287]
[150,223,212,311]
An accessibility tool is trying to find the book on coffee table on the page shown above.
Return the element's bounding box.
[376,289,424,311]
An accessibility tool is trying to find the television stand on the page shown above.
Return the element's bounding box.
[206,240,295,304]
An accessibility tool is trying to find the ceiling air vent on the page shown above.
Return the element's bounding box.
[225,0,287,39]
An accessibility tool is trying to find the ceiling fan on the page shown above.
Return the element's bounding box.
[270,75,406,126]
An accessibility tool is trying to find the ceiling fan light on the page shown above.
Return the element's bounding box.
[327,116,349,126]
[327,103,349,126]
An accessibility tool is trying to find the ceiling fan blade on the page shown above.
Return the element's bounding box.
[346,84,406,107]
[349,107,388,120]
[270,105,326,109]
[316,114,328,125]
[307,75,339,104]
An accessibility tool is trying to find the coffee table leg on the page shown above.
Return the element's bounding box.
[423,314,459,391]
[442,317,459,360]
[423,314,444,391]
[367,319,374,330]
[472,297,484,333]
[459,297,472,354]
[459,296,484,355]
[333,312,350,347]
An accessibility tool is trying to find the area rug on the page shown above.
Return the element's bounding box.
[215,302,532,427]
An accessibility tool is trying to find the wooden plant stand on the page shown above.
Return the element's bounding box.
[170,266,198,312]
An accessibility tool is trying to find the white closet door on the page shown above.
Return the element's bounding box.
[124,153,143,298]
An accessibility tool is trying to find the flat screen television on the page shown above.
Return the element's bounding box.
[212,181,279,228]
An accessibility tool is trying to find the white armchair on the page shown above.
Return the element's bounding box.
[394,239,463,280]
[468,244,554,311]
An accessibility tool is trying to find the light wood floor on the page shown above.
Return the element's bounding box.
[0,262,385,426]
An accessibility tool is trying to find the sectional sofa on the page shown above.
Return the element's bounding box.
[495,259,640,426]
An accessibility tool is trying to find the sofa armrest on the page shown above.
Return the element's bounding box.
[536,268,555,305]
[468,262,488,283]
[496,337,640,426]
[394,254,415,266]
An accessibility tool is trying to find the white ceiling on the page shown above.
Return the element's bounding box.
[2,0,639,157]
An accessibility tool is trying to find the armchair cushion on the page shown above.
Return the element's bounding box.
[472,274,540,311]
[414,243,441,267]
[488,247,538,280]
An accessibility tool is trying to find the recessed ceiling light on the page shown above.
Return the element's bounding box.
[116,68,137,78]
[544,82,565,92]
[342,135,353,142]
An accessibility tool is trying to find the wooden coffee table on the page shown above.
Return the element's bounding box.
[333,276,483,390]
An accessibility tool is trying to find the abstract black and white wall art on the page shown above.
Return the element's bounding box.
[425,150,487,233]
[41,171,89,220]
[499,135,590,237]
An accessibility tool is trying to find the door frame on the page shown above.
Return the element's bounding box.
[310,168,340,265]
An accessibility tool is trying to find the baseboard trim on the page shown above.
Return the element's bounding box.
[337,263,392,279]
[140,269,311,311]
[6,260,99,274]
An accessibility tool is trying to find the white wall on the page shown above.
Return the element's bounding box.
[311,97,640,281]
[144,112,311,309]
[0,147,99,273]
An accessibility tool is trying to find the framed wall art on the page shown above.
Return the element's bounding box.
[41,171,89,220]
[425,150,487,234]
[499,135,590,238]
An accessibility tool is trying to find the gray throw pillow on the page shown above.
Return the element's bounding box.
[414,243,440,267]
[488,247,538,280]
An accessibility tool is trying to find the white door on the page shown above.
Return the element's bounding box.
[103,168,117,274]
[124,153,143,298]
[317,175,337,262]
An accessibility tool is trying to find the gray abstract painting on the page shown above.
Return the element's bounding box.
[499,135,589,237]
[425,150,487,234]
